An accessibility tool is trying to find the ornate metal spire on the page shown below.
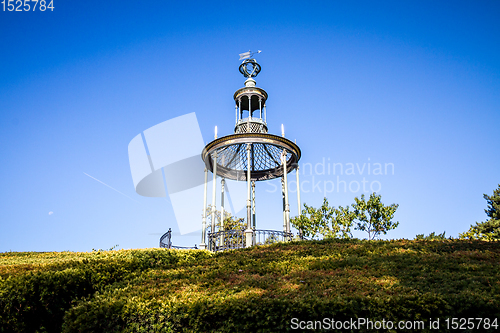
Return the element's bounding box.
[238,50,262,78]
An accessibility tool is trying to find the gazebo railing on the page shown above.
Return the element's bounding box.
[207,229,246,252]
[159,228,198,249]
[159,229,172,248]
[161,227,295,252]
[254,229,293,245]
[207,229,293,252]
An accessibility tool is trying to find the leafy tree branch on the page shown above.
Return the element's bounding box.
[460,184,500,241]
[291,193,399,240]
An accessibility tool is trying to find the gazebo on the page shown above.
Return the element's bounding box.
[198,54,303,251]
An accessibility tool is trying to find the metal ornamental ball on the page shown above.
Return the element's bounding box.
[239,59,261,78]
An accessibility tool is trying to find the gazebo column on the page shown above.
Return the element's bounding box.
[239,98,242,120]
[252,180,256,245]
[252,180,256,229]
[245,143,253,247]
[296,165,302,239]
[258,98,263,132]
[210,151,218,251]
[200,167,208,250]
[220,178,225,246]
[246,96,251,132]
[282,150,290,234]
[282,177,286,232]
[259,98,262,119]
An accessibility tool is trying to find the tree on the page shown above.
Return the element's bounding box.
[291,198,355,240]
[459,220,500,241]
[204,205,246,249]
[204,205,246,232]
[484,184,500,221]
[291,194,399,240]
[352,193,399,240]
[459,184,500,241]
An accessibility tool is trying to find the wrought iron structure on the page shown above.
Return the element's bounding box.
[254,229,293,245]
[207,229,245,252]
[159,229,172,248]
[207,228,293,252]
[159,228,198,249]
[198,54,303,251]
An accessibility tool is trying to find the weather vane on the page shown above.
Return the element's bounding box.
[238,50,262,78]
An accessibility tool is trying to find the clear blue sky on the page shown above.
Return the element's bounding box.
[1,1,499,251]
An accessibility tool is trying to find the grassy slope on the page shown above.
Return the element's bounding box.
[1,239,499,332]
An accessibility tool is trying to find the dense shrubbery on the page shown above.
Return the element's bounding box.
[414,232,449,241]
[1,240,499,332]
[0,249,212,333]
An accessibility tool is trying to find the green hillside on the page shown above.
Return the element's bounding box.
[1,239,499,332]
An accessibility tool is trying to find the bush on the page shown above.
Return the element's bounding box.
[1,241,500,332]
[0,249,211,333]
[415,231,449,241]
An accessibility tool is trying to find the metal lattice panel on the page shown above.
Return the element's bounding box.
[235,122,268,134]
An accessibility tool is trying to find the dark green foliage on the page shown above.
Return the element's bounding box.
[460,219,500,241]
[0,249,211,333]
[1,240,500,332]
[415,231,448,241]
[460,184,500,241]
[0,269,94,333]
[484,184,500,221]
